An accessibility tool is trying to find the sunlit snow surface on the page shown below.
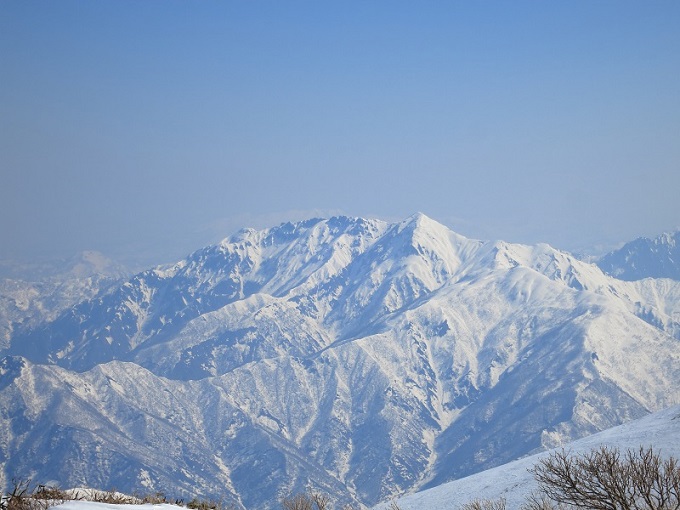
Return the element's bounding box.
[378,405,680,510]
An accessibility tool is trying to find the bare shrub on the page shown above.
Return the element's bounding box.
[282,491,330,510]
[138,491,167,505]
[187,497,223,510]
[460,497,507,510]
[2,479,32,510]
[31,486,68,503]
[90,489,136,505]
[631,446,680,509]
[0,480,236,510]
[520,493,569,510]
[1,480,69,510]
[531,445,680,510]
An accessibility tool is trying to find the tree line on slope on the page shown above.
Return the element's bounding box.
[3,446,679,510]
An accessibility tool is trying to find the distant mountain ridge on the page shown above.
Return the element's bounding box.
[0,251,129,350]
[1,214,679,508]
[0,250,130,281]
[598,230,680,281]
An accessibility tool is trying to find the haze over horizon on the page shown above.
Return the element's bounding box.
[2,2,679,266]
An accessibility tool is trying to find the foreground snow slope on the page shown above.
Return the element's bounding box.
[2,215,680,508]
[380,404,680,510]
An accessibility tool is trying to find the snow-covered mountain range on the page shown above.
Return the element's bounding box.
[0,251,128,350]
[598,230,680,281]
[1,214,679,508]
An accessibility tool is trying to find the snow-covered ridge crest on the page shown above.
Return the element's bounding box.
[598,229,680,281]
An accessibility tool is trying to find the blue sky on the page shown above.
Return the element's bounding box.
[2,1,679,265]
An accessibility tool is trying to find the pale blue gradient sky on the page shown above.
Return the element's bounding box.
[2,1,679,265]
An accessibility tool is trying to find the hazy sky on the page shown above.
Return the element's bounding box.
[2,1,679,265]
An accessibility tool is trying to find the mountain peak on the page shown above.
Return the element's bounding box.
[406,211,429,223]
[657,230,679,247]
[402,212,440,229]
[597,230,680,281]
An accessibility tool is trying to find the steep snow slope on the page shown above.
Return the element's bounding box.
[380,404,680,510]
[2,215,680,508]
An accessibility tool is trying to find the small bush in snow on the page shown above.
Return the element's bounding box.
[530,445,680,510]
[460,498,506,510]
[281,491,331,510]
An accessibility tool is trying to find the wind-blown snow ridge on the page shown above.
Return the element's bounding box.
[1,214,680,509]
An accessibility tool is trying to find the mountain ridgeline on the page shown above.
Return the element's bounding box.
[1,214,679,508]
[597,230,680,281]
